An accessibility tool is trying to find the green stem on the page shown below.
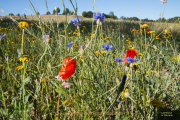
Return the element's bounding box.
[125,99,130,120]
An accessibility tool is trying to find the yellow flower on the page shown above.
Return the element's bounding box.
[18,58,23,61]
[18,22,29,29]
[121,89,129,99]
[143,44,148,46]
[131,47,136,49]
[141,24,149,28]
[0,65,3,70]
[146,71,150,74]
[103,64,106,67]
[95,51,101,55]
[133,62,138,65]
[149,31,155,34]
[136,70,140,73]
[32,56,36,58]
[23,55,30,62]
[131,28,136,32]
[164,29,170,34]
[127,74,131,76]
[156,36,160,39]
[0,19,3,21]
[41,78,47,82]
[101,51,106,54]
[16,65,24,70]
[64,100,71,106]
[147,99,151,103]
[138,53,143,56]
[160,41,164,44]
[104,37,113,40]
[150,99,164,107]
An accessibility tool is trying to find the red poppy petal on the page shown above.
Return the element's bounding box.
[59,57,76,80]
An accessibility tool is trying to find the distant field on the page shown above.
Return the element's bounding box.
[1,15,180,33]
[0,15,83,22]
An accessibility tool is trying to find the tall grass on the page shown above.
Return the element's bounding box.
[0,0,180,119]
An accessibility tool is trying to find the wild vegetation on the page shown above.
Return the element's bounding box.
[0,0,180,119]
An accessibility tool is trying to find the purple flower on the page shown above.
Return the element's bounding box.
[102,44,113,50]
[125,57,139,63]
[114,57,124,62]
[60,38,62,43]
[67,41,73,48]
[71,17,81,26]
[94,13,105,22]
[55,75,63,81]
[0,33,6,39]
[62,82,69,88]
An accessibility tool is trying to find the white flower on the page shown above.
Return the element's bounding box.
[122,34,124,38]
[160,0,167,4]
[124,92,130,98]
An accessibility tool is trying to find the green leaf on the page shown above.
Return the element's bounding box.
[0,108,6,116]
[55,88,67,97]
[28,103,34,109]
[22,77,30,86]
[116,77,120,85]
[147,53,150,60]
[25,94,31,104]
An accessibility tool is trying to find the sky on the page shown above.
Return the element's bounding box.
[0,0,179,20]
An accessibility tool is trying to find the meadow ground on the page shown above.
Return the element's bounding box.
[0,13,180,120]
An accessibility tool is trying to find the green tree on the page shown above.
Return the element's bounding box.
[62,8,69,15]
[120,16,126,20]
[109,11,114,16]
[46,11,51,15]
[82,11,88,17]
[87,11,93,18]
[36,12,40,15]
[9,13,14,16]
[69,11,74,15]
[53,7,60,15]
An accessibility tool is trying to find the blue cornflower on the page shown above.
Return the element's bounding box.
[102,44,113,50]
[4,55,9,58]
[94,13,105,22]
[125,57,139,63]
[60,38,62,43]
[114,57,124,62]
[67,41,73,48]
[71,17,81,26]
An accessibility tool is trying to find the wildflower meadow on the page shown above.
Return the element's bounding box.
[0,0,180,119]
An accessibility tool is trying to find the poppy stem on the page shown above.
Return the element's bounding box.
[57,93,60,120]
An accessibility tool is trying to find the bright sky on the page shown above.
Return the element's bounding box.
[0,0,179,20]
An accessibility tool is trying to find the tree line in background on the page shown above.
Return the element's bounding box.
[82,10,179,23]
[6,8,180,23]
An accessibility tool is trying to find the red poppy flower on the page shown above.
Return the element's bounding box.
[146,29,150,34]
[124,49,138,63]
[59,57,76,80]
